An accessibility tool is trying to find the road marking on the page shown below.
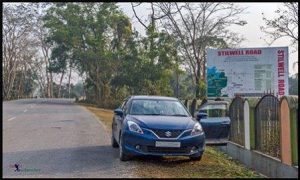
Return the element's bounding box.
[24,109,27,112]
[8,117,16,121]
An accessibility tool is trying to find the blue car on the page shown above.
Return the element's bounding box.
[195,100,231,145]
[111,96,205,161]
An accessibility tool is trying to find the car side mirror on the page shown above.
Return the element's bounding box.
[196,112,207,121]
[114,108,124,117]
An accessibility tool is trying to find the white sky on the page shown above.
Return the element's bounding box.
[61,2,298,84]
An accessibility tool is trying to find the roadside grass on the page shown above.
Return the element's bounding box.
[79,103,263,178]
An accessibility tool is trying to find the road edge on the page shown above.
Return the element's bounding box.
[76,105,110,134]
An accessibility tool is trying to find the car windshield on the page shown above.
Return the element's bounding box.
[199,104,227,118]
[129,99,190,116]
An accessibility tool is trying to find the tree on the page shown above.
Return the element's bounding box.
[110,3,180,97]
[126,3,183,96]
[44,3,133,106]
[153,3,247,98]
[170,68,196,99]
[3,3,40,100]
[73,82,84,98]
[261,3,298,52]
[12,69,37,99]
[33,3,54,98]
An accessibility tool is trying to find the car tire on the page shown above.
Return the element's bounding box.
[111,133,119,148]
[119,134,131,161]
[189,155,202,161]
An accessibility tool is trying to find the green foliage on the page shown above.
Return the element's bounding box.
[198,79,207,99]
[73,82,84,97]
[170,70,195,99]
[111,24,178,97]
[44,3,134,107]
[50,82,84,99]
[11,69,37,99]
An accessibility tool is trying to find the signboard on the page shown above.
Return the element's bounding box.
[207,47,289,98]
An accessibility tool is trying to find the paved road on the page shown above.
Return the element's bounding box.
[3,98,137,178]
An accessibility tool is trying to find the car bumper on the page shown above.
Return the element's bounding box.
[121,129,205,157]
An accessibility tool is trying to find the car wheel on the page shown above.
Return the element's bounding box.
[111,133,119,148]
[189,155,202,161]
[119,134,131,161]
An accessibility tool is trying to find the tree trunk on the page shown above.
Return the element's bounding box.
[94,83,101,106]
[176,70,179,98]
[68,65,72,99]
[6,63,18,100]
[50,72,53,98]
[195,59,201,98]
[96,66,102,106]
[58,71,65,98]
[202,54,206,82]
[97,83,102,106]
[46,71,50,98]
[36,74,45,98]
[82,76,86,100]
[101,82,110,108]
[18,68,24,99]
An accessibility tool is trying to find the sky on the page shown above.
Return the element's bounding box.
[59,2,298,84]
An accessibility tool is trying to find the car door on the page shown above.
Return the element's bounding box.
[115,98,130,143]
[197,103,231,143]
[113,99,127,142]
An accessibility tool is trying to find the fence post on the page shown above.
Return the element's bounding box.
[245,97,260,150]
[229,96,245,146]
[244,100,250,150]
[280,96,298,166]
[280,96,291,165]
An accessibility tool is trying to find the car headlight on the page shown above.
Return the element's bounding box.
[127,120,143,134]
[191,122,203,136]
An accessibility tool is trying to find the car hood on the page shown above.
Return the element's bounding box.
[127,115,196,130]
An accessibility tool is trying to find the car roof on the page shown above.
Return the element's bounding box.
[130,95,178,101]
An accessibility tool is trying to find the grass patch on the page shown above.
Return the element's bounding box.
[79,103,264,178]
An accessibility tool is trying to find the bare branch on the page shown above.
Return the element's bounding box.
[131,2,148,30]
[261,3,298,50]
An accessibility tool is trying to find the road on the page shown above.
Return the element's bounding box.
[3,98,137,178]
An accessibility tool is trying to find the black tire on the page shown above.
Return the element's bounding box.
[111,133,119,148]
[119,134,131,161]
[189,155,202,161]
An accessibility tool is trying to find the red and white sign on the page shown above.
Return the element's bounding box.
[207,47,289,98]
